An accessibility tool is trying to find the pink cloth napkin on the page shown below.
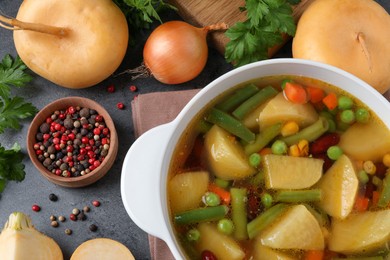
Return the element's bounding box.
[131,89,200,260]
[131,88,390,259]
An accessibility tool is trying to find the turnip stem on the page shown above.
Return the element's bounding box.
[0,14,68,37]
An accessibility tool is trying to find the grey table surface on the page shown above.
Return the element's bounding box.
[0,1,389,259]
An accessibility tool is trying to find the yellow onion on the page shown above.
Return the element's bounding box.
[123,21,227,85]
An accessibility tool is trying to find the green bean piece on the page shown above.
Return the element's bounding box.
[205,108,255,143]
[274,189,322,203]
[247,203,288,239]
[174,205,229,225]
[232,85,278,120]
[231,188,248,240]
[245,122,282,155]
[377,173,390,208]
[250,170,265,186]
[196,118,213,134]
[216,83,259,112]
[281,117,329,146]
[214,178,231,189]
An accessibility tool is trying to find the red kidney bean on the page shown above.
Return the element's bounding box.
[310,133,340,155]
[201,250,218,260]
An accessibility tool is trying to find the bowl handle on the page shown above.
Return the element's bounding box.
[121,122,174,239]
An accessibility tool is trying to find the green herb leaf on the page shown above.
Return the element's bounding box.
[0,96,38,134]
[0,55,33,99]
[114,0,176,32]
[0,143,25,184]
[225,0,299,67]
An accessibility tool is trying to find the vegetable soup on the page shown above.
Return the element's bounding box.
[167,75,390,260]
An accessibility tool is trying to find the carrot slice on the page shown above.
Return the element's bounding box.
[304,250,324,260]
[322,92,338,110]
[354,194,370,212]
[307,86,325,103]
[208,183,231,205]
[283,82,308,104]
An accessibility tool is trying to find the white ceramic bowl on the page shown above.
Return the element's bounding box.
[121,58,390,259]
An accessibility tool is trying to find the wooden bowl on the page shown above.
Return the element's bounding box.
[27,96,118,188]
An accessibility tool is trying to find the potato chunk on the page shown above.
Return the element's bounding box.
[259,92,318,130]
[315,154,358,219]
[253,243,296,260]
[339,121,390,162]
[260,204,324,250]
[196,222,245,260]
[263,154,323,189]
[168,171,209,213]
[204,125,256,180]
[328,209,390,254]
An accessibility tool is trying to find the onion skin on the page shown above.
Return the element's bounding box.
[143,21,209,85]
[292,0,390,94]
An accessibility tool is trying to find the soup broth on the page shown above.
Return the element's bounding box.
[168,75,390,260]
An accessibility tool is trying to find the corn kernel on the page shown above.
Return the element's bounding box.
[281,121,299,137]
[288,145,300,157]
[363,160,376,175]
[297,140,309,157]
[383,153,390,167]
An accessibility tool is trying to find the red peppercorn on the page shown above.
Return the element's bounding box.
[46,117,53,124]
[55,169,62,176]
[95,115,103,122]
[67,106,76,114]
[102,128,109,136]
[101,138,109,145]
[68,133,75,140]
[93,128,101,135]
[35,150,43,155]
[54,123,62,131]
[117,102,125,109]
[33,143,40,150]
[43,133,50,140]
[93,160,101,168]
[92,200,100,207]
[81,137,89,144]
[32,204,41,212]
[129,85,137,92]
[70,214,77,221]
[107,84,115,93]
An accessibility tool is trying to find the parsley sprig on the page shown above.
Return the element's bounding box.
[225,0,300,67]
[0,54,38,194]
[113,0,176,33]
[0,55,38,134]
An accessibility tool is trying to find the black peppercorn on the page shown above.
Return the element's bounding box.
[49,193,58,202]
[89,224,97,232]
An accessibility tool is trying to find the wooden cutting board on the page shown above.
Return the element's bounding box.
[168,0,316,57]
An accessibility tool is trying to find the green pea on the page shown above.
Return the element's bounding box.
[327,145,343,160]
[355,108,370,124]
[217,218,234,235]
[340,109,355,124]
[203,192,221,207]
[249,153,262,168]
[261,193,273,208]
[358,170,369,184]
[271,140,287,155]
[214,178,230,189]
[338,96,353,110]
[186,228,200,242]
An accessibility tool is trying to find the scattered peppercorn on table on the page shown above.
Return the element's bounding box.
[0,0,389,259]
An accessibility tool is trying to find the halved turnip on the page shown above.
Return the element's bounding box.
[292,0,390,94]
[0,0,129,89]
